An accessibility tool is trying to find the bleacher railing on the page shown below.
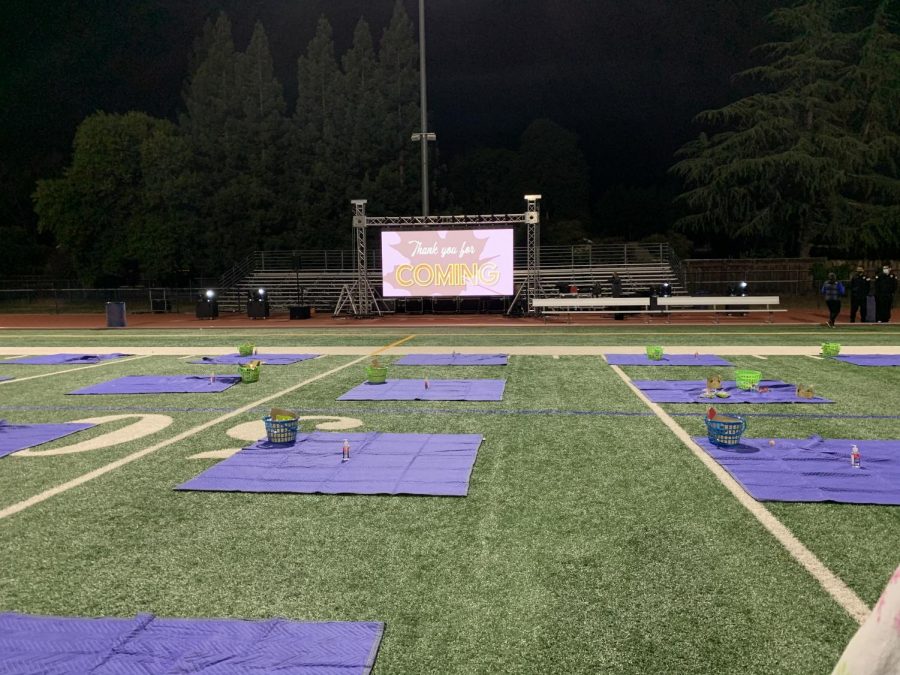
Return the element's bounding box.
[222,243,677,278]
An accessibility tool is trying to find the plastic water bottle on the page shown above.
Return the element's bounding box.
[851,444,860,469]
[342,439,350,462]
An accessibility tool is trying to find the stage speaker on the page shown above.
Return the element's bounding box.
[248,300,270,319]
[196,300,218,319]
[289,305,311,320]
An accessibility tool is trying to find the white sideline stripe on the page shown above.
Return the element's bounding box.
[752,355,767,360]
[807,355,824,360]
[0,355,151,385]
[608,364,870,624]
[2,345,900,356]
[0,335,416,522]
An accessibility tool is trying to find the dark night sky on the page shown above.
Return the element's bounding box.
[1,0,778,216]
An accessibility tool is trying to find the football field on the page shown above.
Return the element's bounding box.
[1,324,898,673]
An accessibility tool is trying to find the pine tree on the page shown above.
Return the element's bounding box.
[838,0,900,251]
[672,0,900,256]
[342,18,382,180]
[236,21,290,243]
[179,14,295,267]
[293,16,347,248]
[372,0,421,216]
[180,13,240,175]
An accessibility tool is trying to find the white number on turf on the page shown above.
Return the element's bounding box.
[15,414,174,457]
[226,416,363,442]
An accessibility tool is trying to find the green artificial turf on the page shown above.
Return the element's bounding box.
[0,323,899,347]
[0,327,898,673]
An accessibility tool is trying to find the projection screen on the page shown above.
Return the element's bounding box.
[381,229,514,297]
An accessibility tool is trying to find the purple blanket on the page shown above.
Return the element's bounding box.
[0,421,95,458]
[394,353,508,366]
[338,379,505,401]
[835,355,900,367]
[68,375,241,395]
[0,612,383,675]
[0,376,12,382]
[606,354,732,366]
[0,353,132,365]
[634,379,832,404]
[693,435,900,505]
[189,353,319,365]
[177,431,483,496]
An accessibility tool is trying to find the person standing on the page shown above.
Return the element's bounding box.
[609,272,624,320]
[820,272,845,328]
[849,266,870,323]
[873,262,898,323]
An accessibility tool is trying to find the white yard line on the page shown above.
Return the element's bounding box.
[608,364,870,624]
[0,355,151,385]
[1,345,899,356]
[0,335,415,522]
[751,355,768,360]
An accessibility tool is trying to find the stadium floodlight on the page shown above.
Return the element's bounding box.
[205,289,215,299]
[258,288,266,296]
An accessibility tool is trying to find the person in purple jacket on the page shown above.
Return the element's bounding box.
[821,272,845,328]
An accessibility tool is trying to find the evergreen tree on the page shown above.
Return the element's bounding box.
[838,0,900,251]
[672,0,900,256]
[372,0,421,216]
[342,18,382,181]
[236,21,291,244]
[293,16,347,248]
[180,13,240,175]
[179,14,294,267]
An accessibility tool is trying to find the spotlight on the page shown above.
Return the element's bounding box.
[248,286,270,319]
[728,281,749,297]
[196,289,218,319]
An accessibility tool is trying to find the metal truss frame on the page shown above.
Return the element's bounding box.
[335,196,543,317]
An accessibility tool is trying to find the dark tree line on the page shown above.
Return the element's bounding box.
[672,0,900,257]
[28,0,900,285]
[35,4,423,285]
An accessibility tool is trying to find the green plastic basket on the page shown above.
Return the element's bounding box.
[264,416,298,444]
[821,342,841,357]
[646,346,664,361]
[734,369,762,390]
[239,365,260,383]
[366,365,388,384]
[238,343,255,357]
[705,415,746,447]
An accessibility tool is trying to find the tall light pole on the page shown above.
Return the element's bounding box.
[411,0,435,216]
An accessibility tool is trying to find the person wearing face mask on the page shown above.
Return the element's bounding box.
[873,262,897,323]
[848,266,870,323]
